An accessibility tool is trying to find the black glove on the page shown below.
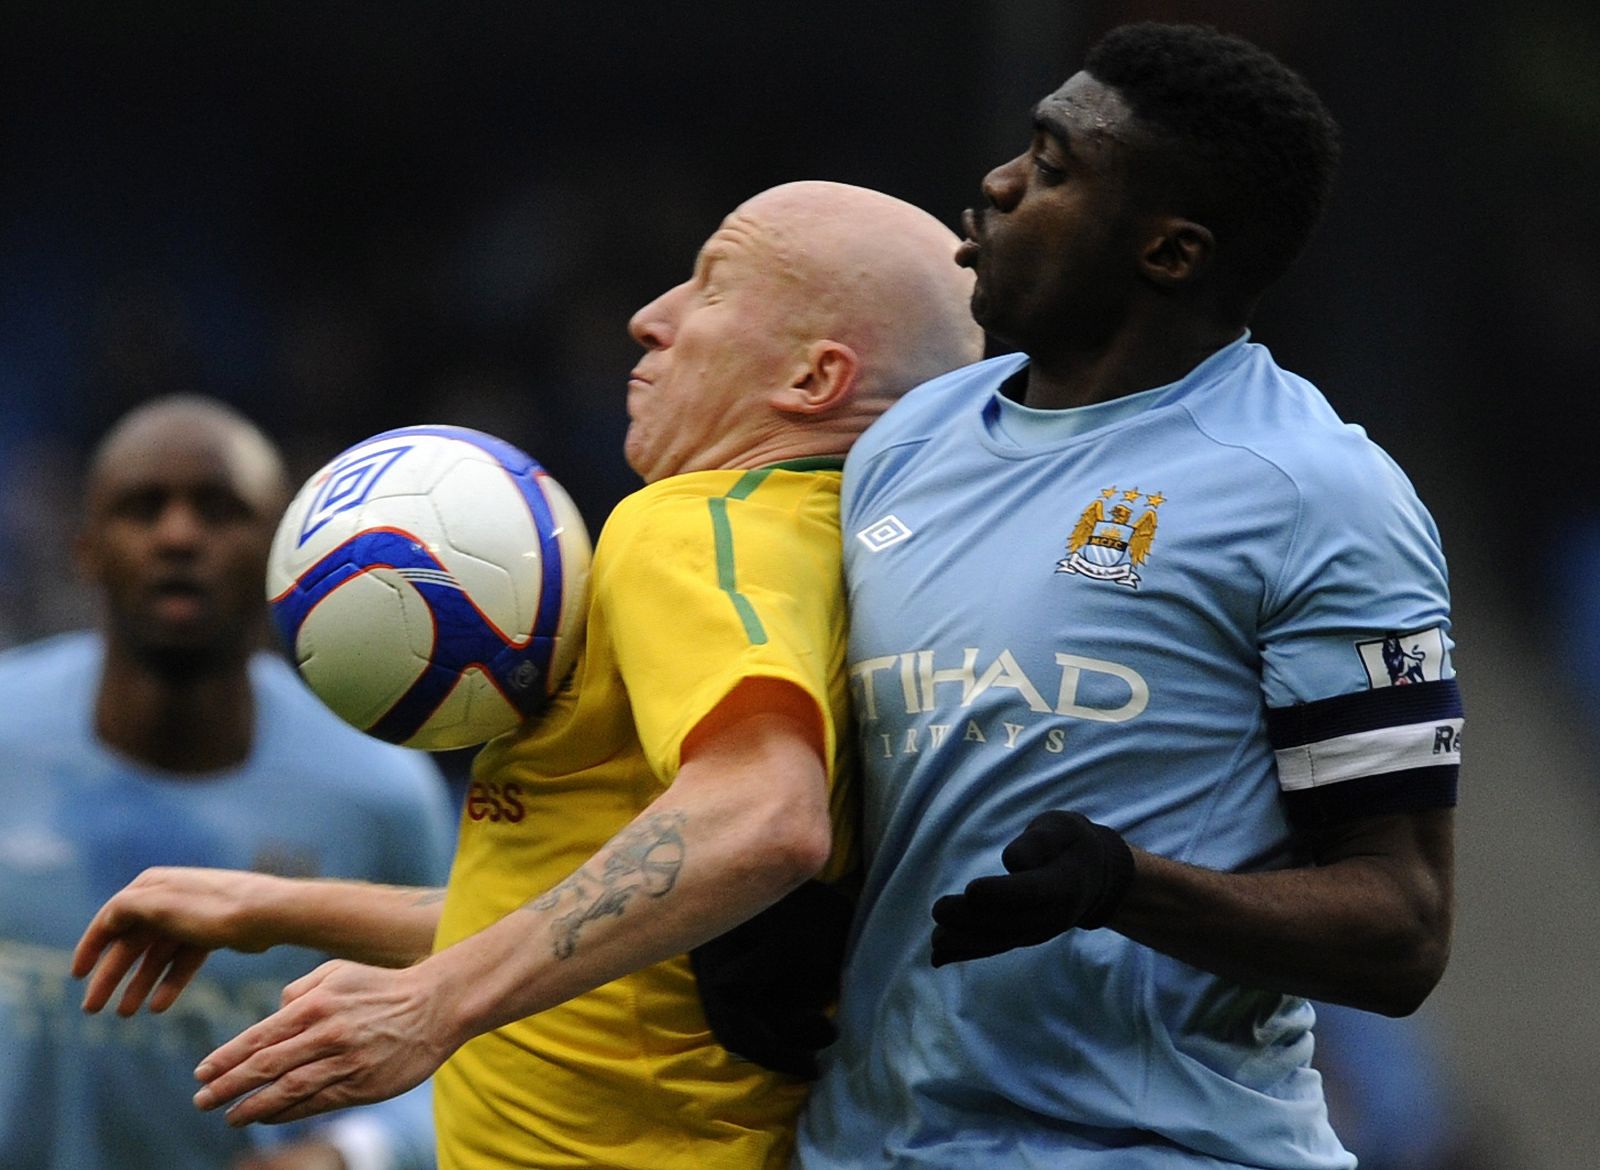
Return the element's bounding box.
[690,879,854,1079]
[930,810,1135,967]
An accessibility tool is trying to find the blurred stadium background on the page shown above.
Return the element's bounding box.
[2,2,1596,1166]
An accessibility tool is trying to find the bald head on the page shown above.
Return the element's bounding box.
[725,181,983,405]
[87,396,289,512]
[626,182,983,481]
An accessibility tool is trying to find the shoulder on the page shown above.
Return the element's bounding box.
[850,354,1021,466]
[602,467,842,560]
[0,631,98,736]
[250,653,447,803]
[596,477,728,579]
[1180,343,1427,516]
[0,629,99,678]
[611,465,840,518]
[600,474,726,541]
[843,356,1021,519]
[1175,347,1448,614]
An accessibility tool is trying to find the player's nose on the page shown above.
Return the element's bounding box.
[982,153,1027,212]
[628,282,688,350]
[150,499,207,550]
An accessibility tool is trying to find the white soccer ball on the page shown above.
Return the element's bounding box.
[267,425,591,750]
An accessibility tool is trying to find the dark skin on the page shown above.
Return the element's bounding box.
[76,405,289,774]
[71,403,357,1169]
[959,73,1240,409]
[950,72,1454,1017]
[1119,810,1453,1016]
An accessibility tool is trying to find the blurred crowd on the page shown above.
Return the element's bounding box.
[4,1,1597,635]
[2,2,1596,1168]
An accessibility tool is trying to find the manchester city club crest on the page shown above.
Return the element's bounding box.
[1057,486,1164,588]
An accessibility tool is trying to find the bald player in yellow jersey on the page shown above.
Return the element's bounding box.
[74,180,984,1168]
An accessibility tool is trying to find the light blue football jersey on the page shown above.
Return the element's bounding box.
[796,336,1461,1169]
[0,632,457,1170]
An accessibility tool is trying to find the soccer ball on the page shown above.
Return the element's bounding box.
[267,425,591,750]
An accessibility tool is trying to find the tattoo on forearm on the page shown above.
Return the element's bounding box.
[529,812,688,959]
[409,888,447,907]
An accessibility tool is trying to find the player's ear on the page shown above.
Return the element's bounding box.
[773,340,859,416]
[1139,218,1214,289]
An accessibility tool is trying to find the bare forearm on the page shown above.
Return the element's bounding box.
[433,781,824,1043]
[184,683,836,1127]
[424,694,833,1046]
[269,878,445,967]
[92,867,445,966]
[74,867,447,1015]
[1111,829,1452,1015]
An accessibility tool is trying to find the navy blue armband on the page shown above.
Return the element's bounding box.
[1270,678,1462,830]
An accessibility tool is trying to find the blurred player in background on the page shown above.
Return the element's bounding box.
[0,397,455,1170]
[74,181,984,1168]
[797,24,1461,1170]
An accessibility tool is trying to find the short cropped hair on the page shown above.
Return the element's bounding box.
[1085,23,1341,297]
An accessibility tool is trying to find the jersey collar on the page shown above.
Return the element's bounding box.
[758,455,846,473]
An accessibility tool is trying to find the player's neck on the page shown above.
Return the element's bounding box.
[1020,321,1244,411]
[711,425,857,474]
[94,644,256,774]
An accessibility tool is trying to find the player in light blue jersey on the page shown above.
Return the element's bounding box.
[0,397,455,1170]
[798,23,1459,1170]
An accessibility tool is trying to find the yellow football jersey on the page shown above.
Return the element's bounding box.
[433,460,857,1170]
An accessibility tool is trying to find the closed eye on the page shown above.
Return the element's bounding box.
[1032,156,1066,182]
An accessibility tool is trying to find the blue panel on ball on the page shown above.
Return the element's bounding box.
[360,425,567,648]
[271,528,557,745]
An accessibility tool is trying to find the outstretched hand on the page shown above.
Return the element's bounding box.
[930,811,1135,966]
[193,959,453,1126]
[72,867,283,1015]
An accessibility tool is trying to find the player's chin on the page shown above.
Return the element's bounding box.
[966,265,1006,321]
[130,628,237,678]
[621,431,652,479]
[967,291,1010,342]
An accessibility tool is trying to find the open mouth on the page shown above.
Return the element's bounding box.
[955,208,982,268]
[148,579,210,622]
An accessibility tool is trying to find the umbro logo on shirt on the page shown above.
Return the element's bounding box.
[856,515,913,552]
